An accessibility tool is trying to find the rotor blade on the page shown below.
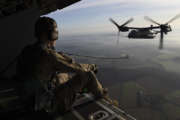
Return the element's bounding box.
[117,31,120,45]
[118,31,120,37]
[109,18,120,28]
[144,16,161,25]
[121,18,134,27]
[160,32,164,40]
[165,13,180,24]
[159,39,163,50]
[159,32,164,50]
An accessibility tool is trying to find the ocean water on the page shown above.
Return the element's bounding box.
[56,30,180,120]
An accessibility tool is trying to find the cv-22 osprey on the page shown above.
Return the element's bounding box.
[110,14,180,49]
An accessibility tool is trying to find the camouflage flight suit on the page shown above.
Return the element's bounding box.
[16,42,104,113]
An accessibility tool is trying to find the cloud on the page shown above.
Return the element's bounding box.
[62,0,129,12]
[62,0,180,12]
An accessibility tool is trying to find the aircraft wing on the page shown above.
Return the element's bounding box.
[126,26,160,30]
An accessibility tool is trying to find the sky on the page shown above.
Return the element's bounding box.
[47,0,180,36]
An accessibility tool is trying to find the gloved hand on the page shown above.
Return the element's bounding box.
[79,64,98,73]
[89,64,98,73]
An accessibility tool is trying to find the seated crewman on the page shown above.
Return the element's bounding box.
[16,17,108,113]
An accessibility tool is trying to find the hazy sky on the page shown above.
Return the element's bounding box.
[47,0,180,35]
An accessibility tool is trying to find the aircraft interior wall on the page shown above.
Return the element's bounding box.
[0,8,40,77]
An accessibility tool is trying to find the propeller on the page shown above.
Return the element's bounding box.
[109,18,120,29]
[159,36,164,50]
[109,18,133,34]
[145,16,164,40]
[165,13,180,25]
[144,14,180,41]
[144,16,161,25]
[121,18,134,27]
[110,18,133,45]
